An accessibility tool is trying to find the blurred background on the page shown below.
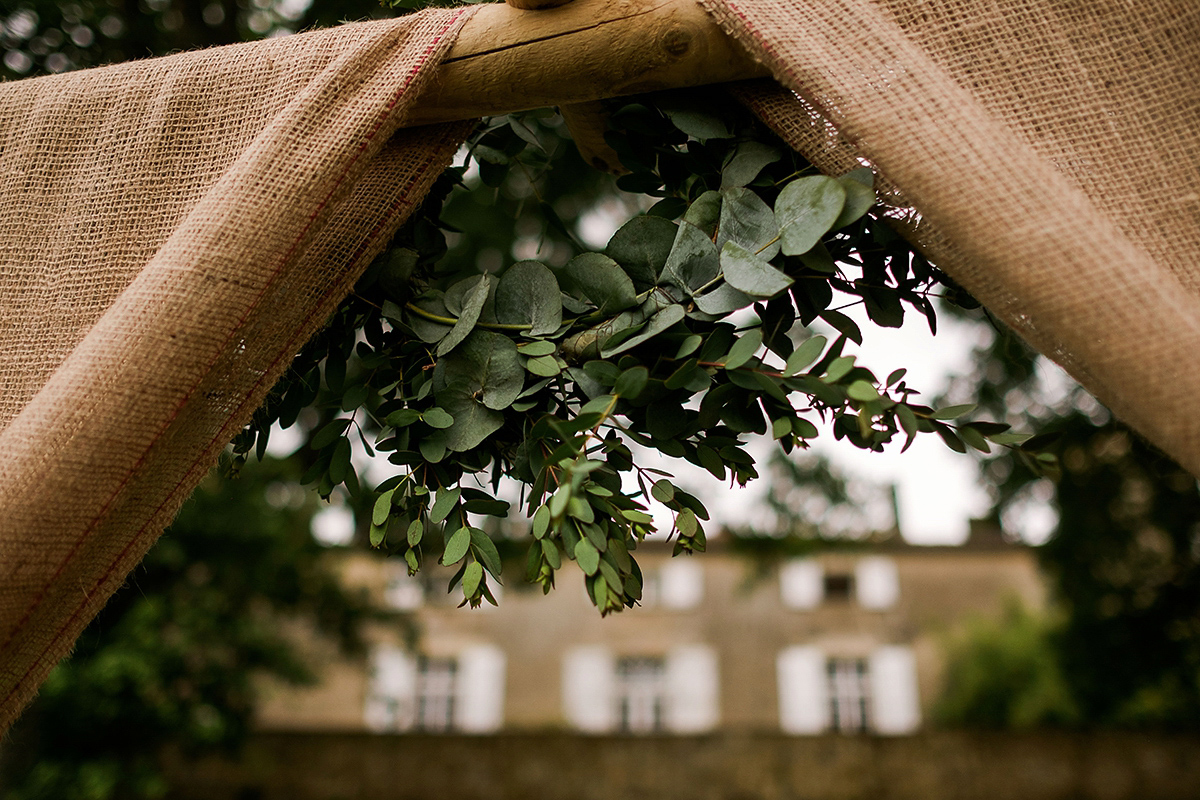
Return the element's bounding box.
[2,1,1200,798]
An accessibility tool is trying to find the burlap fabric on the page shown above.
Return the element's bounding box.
[707,0,1200,477]
[0,9,474,732]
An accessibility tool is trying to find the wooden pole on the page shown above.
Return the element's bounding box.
[404,0,770,126]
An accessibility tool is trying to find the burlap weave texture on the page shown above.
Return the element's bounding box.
[707,0,1200,477]
[0,10,473,732]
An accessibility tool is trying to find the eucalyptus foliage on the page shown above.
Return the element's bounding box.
[233,93,1051,614]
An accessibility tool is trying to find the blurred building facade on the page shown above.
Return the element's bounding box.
[256,523,1043,737]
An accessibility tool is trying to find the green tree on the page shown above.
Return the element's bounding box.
[935,602,1079,729]
[0,459,375,799]
[943,317,1200,727]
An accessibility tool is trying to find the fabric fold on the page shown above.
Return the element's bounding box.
[0,10,475,732]
[707,0,1200,477]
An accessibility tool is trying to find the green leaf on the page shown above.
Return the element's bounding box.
[440,330,524,411]
[841,166,874,188]
[369,522,386,548]
[386,409,421,428]
[820,309,864,346]
[929,404,977,420]
[661,222,720,295]
[677,508,698,537]
[550,487,571,518]
[312,419,351,450]
[495,260,563,336]
[935,424,968,453]
[517,340,557,357]
[682,191,722,238]
[442,526,471,566]
[532,504,551,539]
[406,519,423,547]
[651,479,675,503]
[605,216,678,289]
[524,354,562,377]
[847,380,880,402]
[602,304,685,357]
[721,141,781,189]
[407,293,453,344]
[574,539,601,575]
[824,355,856,383]
[328,438,351,485]
[776,176,846,256]
[436,275,490,357]
[676,334,703,359]
[897,404,919,438]
[694,283,754,315]
[372,490,395,527]
[724,328,763,370]
[430,487,461,524]
[958,425,991,453]
[419,433,447,463]
[721,241,793,298]
[614,366,649,399]
[438,388,504,452]
[422,407,454,429]
[833,172,876,228]
[563,252,638,313]
[784,335,827,375]
[541,538,562,569]
[990,432,1032,446]
[660,105,731,140]
[470,528,503,578]
[462,561,484,597]
[717,187,780,259]
[772,416,792,439]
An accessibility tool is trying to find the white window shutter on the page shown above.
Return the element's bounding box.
[664,645,719,733]
[869,645,921,735]
[780,558,823,609]
[454,644,506,733]
[660,559,704,609]
[777,645,830,734]
[856,556,899,609]
[364,644,417,732]
[562,646,616,732]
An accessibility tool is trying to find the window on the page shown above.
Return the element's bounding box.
[778,645,921,736]
[364,644,506,734]
[562,645,719,734]
[414,656,457,732]
[780,556,899,610]
[639,560,704,609]
[614,657,667,733]
[826,658,870,733]
[823,572,854,601]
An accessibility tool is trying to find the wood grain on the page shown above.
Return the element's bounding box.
[404,0,769,125]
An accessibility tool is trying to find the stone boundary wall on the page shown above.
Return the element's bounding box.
[167,730,1200,800]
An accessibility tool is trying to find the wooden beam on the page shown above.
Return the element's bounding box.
[405,0,770,126]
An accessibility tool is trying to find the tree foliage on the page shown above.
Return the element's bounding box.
[0,459,376,799]
[228,93,1050,614]
[940,316,1200,727]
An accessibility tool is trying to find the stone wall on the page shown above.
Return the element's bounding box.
[167,731,1200,800]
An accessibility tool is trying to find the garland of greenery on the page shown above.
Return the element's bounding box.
[229,92,1053,613]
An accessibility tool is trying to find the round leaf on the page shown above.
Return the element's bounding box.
[563,252,638,313]
[495,260,563,336]
[442,526,471,566]
[776,176,846,256]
